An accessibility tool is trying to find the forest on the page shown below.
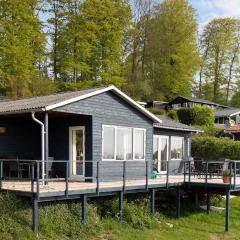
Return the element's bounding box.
[0,0,240,107]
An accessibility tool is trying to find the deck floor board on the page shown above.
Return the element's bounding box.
[1,175,239,197]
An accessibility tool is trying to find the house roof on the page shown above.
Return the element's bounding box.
[225,124,240,133]
[215,108,240,118]
[154,115,201,132]
[169,96,229,108]
[0,85,161,123]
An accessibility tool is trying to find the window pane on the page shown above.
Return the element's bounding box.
[134,129,145,159]
[171,137,183,159]
[160,138,168,171]
[103,127,115,159]
[116,128,133,160]
[153,137,158,170]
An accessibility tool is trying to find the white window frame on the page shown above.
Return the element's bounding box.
[171,136,184,161]
[133,128,146,161]
[102,125,146,161]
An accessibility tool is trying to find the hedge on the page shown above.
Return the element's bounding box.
[177,106,214,127]
[191,136,240,160]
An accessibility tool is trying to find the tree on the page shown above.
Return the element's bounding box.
[145,0,200,100]
[199,18,239,104]
[50,0,131,86]
[0,0,47,97]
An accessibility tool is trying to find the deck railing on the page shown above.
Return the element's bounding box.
[0,159,239,198]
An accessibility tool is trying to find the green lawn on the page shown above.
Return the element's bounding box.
[0,193,240,240]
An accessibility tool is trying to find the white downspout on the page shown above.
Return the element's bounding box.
[31,112,45,183]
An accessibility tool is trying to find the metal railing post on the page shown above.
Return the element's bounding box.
[205,161,208,184]
[96,161,100,195]
[234,162,236,187]
[65,161,69,198]
[0,161,3,190]
[183,161,186,183]
[31,162,35,194]
[36,162,40,200]
[230,162,232,186]
[146,161,149,190]
[166,160,169,188]
[123,161,126,192]
[188,160,191,183]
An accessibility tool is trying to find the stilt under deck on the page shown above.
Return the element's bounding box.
[1,159,240,233]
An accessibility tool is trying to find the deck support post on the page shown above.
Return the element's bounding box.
[225,190,230,232]
[118,191,123,221]
[207,189,211,214]
[150,188,156,214]
[176,187,181,218]
[195,191,199,208]
[82,194,87,225]
[32,199,38,232]
[44,112,49,183]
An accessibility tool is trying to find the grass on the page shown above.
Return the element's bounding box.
[0,192,240,240]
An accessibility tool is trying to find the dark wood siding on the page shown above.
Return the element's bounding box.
[57,91,153,182]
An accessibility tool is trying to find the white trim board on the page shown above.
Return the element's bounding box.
[45,85,161,123]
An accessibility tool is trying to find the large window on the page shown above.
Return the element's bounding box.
[171,137,184,160]
[102,125,146,161]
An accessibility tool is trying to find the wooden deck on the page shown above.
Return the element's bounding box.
[1,175,239,198]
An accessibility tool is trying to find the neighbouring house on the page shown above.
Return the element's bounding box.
[225,124,240,140]
[146,100,168,110]
[215,108,240,128]
[168,96,229,110]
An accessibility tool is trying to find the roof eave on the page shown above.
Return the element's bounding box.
[154,124,202,133]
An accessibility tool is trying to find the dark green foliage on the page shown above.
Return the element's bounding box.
[198,126,225,137]
[167,109,179,121]
[176,108,192,124]
[177,106,214,127]
[191,136,240,160]
[148,108,165,115]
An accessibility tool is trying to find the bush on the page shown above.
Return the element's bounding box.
[191,136,240,160]
[198,126,224,137]
[177,106,214,127]
[167,109,178,121]
[148,108,165,115]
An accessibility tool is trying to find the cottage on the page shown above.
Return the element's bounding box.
[0,85,161,182]
[0,85,237,233]
[168,96,229,110]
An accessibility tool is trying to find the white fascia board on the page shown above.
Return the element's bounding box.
[154,124,202,133]
[45,85,161,123]
[45,86,114,111]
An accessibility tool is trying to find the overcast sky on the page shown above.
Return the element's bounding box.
[189,0,240,31]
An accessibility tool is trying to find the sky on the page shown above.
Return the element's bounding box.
[189,0,240,32]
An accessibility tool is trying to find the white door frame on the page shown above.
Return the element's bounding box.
[153,135,169,174]
[69,126,85,178]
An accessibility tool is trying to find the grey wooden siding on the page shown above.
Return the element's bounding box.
[153,128,191,175]
[57,91,153,182]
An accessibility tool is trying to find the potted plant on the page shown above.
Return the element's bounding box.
[222,169,231,183]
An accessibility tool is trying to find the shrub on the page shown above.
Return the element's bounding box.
[148,108,165,115]
[177,106,214,127]
[191,136,240,160]
[167,109,178,121]
[198,126,224,137]
[191,106,214,127]
[176,108,192,124]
